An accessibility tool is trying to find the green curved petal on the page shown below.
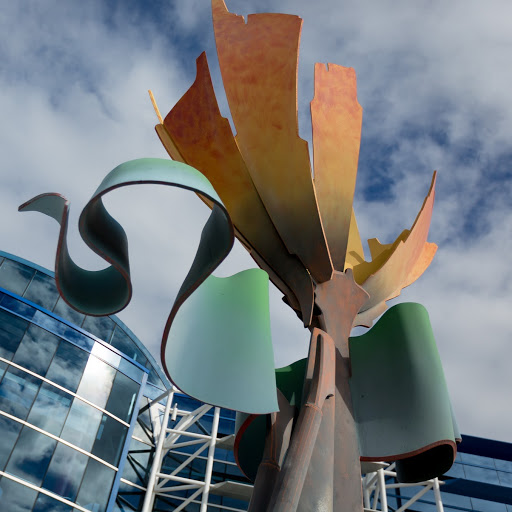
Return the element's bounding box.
[19,158,277,413]
[350,302,459,482]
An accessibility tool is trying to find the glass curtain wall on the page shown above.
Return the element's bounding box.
[0,254,153,512]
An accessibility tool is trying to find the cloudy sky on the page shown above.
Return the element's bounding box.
[1,0,511,443]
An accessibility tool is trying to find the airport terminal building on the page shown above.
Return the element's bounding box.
[0,250,510,511]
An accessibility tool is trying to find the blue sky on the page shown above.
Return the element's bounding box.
[1,0,511,443]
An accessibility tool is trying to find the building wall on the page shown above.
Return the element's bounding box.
[0,252,157,511]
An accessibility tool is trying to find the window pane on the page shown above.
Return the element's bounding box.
[110,327,147,366]
[0,259,35,296]
[0,360,6,381]
[495,459,512,472]
[53,297,85,327]
[82,315,115,343]
[60,400,102,453]
[120,438,151,485]
[6,426,57,486]
[0,476,38,512]
[92,414,128,466]
[498,470,512,487]
[46,341,89,393]
[0,309,29,360]
[105,371,139,423]
[0,367,41,420]
[76,355,116,409]
[118,358,145,383]
[75,458,116,512]
[27,383,72,436]
[13,324,60,375]
[463,464,500,484]
[43,443,89,502]
[0,294,36,319]
[460,452,495,468]
[0,415,23,470]
[147,369,166,389]
[23,271,59,311]
[33,493,73,512]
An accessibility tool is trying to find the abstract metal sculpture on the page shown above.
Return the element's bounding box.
[21,1,459,511]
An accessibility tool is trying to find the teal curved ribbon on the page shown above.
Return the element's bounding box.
[20,158,277,413]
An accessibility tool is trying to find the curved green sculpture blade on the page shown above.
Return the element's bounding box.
[163,269,277,414]
[350,302,459,482]
[20,158,278,413]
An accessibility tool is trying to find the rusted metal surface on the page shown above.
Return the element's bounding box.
[249,390,295,512]
[267,328,336,512]
[297,392,335,512]
[314,270,369,512]
[312,63,363,273]
[212,0,333,284]
[159,52,314,325]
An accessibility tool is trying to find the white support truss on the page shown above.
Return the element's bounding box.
[362,462,445,512]
[141,388,249,512]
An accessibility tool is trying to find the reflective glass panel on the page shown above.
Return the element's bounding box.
[43,443,89,502]
[13,324,60,375]
[147,369,166,389]
[471,497,507,512]
[92,413,128,466]
[33,493,73,512]
[110,327,148,366]
[76,355,116,409]
[498,469,512,487]
[495,459,512,472]
[60,400,102,453]
[46,341,89,393]
[27,383,73,436]
[463,463,500,484]
[0,360,6,381]
[105,371,139,423]
[82,315,115,343]
[6,426,57,486]
[0,475,38,512]
[0,259,35,296]
[53,297,85,327]
[460,452,495,468]
[23,271,60,311]
[92,342,121,369]
[75,458,116,512]
[120,438,150,485]
[0,294,36,319]
[0,367,41,419]
[118,357,145,383]
[0,309,29,360]
[0,415,23,470]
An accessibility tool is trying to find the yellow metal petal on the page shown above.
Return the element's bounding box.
[356,172,437,315]
[212,0,333,283]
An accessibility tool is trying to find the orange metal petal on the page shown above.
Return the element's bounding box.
[212,0,333,283]
[159,52,314,325]
[312,63,363,272]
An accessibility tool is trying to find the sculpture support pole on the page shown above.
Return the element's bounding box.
[314,270,369,512]
[267,329,335,512]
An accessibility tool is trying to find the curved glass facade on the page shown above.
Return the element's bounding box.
[0,252,168,511]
